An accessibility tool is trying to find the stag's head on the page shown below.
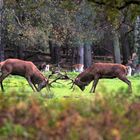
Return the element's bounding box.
[38,78,49,91]
[74,77,89,91]
[69,76,89,91]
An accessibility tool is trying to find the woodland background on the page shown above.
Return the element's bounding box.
[0,0,140,68]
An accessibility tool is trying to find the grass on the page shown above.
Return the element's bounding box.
[0,73,140,140]
[2,74,140,98]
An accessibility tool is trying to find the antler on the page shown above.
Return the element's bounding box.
[49,76,62,87]
[59,71,76,90]
[47,71,70,88]
[48,71,76,90]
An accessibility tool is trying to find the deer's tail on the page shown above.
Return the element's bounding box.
[0,62,4,71]
[125,66,131,76]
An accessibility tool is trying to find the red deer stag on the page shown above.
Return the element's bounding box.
[0,59,52,92]
[71,63,132,93]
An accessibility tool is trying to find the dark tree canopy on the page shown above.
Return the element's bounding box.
[0,0,140,66]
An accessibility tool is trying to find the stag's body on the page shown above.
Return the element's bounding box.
[74,63,132,93]
[0,59,48,92]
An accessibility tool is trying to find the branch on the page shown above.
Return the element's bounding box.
[88,0,140,10]
[13,9,25,29]
[124,28,134,36]
[14,15,23,27]
[117,1,140,10]
[89,0,106,6]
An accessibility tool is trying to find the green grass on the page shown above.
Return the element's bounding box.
[0,73,140,140]
[2,74,140,98]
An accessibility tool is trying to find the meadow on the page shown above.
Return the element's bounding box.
[0,73,140,140]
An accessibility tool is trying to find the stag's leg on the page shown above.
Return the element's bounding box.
[0,73,10,91]
[90,77,99,93]
[118,75,132,93]
[1,82,4,91]
[33,83,39,92]
[26,77,36,92]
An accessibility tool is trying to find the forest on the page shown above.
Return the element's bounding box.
[1,0,140,67]
[0,0,140,140]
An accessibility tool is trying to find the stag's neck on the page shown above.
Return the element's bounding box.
[78,68,93,83]
[32,68,46,83]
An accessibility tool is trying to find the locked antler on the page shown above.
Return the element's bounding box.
[48,71,75,90]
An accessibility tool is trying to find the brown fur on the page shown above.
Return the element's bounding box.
[74,63,132,93]
[0,59,48,92]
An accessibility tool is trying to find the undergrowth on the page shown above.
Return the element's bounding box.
[0,73,140,140]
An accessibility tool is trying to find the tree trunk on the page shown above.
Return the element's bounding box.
[0,0,5,61]
[84,42,92,68]
[72,47,77,65]
[121,35,130,64]
[49,41,60,65]
[54,44,60,65]
[134,16,140,64]
[76,43,84,65]
[113,30,121,63]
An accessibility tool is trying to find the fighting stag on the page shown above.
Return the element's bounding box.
[70,63,132,93]
[0,59,62,92]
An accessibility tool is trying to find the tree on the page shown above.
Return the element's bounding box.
[3,0,140,66]
[77,43,84,65]
[120,26,131,64]
[5,0,50,53]
[88,0,140,63]
[112,30,121,63]
[134,16,140,64]
[0,0,5,61]
[84,42,92,68]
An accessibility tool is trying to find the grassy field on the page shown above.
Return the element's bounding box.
[2,73,140,97]
[0,73,140,140]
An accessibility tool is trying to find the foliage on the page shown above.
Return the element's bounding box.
[4,0,103,50]
[0,74,140,139]
[88,0,140,26]
[1,0,139,59]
